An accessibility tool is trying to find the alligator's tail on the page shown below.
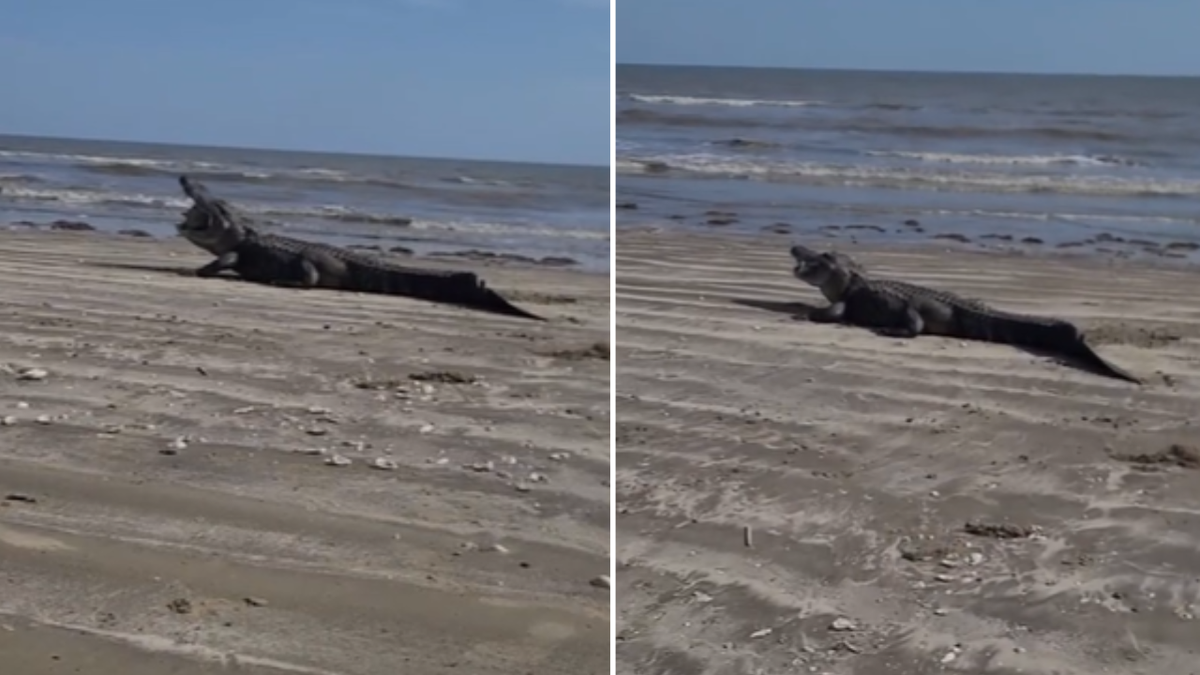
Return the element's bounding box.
[954,309,1141,384]
[452,281,546,321]
[366,266,545,321]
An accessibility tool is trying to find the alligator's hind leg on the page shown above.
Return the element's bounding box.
[265,258,323,289]
[873,304,924,338]
[298,258,321,287]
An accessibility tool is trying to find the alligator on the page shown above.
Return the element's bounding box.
[174,175,544,321]
[788,244,1140,384]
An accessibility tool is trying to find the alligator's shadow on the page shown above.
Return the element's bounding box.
[730,297,819,319]
[85,261,243,283]
[731,296,1135,383]
[85,261,196,277]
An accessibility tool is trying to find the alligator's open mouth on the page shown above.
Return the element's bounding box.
[792,261,825,285]
[176,207,216,236]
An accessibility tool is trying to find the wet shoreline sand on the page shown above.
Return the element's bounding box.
[615,226,1200,674]
[0,229,611,675]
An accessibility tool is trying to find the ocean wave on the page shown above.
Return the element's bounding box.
[1040,107,1185,120]
[710,138,782,150]
[0,184,192,210]
[866,150,1142,167]
[626,93,825,108]
[618,108,741,127]
[0,149,398,186]
[616,158,671,174]
[1,149,470,194]
[0,172,48,186]
[1,149,219,173]
[860,102,923,112]
[617,108,1139,143]
[617,152,1200,197]
[0,184,606,239]
[920,208,1198,226]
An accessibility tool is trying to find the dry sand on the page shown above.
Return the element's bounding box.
[615,227,1200,675]
[0,229,611,675]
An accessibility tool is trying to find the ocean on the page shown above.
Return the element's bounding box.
[0,134,611,272]
[616,65,1200,260]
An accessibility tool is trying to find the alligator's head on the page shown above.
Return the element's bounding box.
[175,175,251,255]
[790,244,862,300]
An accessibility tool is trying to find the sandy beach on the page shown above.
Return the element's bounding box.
[0,229,611,675]
[615,227,1200,674]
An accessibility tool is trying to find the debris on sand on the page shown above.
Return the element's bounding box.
[370,458,399,471]
[166,598,192,614]
[1113,444,1200,470]
[161,437,188,455]
[408,370,477,385]
[829,617,858,632]
[543,342,610,361]
[963,520,1037,539]
[16,367,49,382]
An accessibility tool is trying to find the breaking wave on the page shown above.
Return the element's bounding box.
[626,93,825,108]
[616,153,1200,197]
[865,150,1143,167]
[0,184,193,210]
[617,109,1141,143]
[0,149,533,193]
[0,183,605,239]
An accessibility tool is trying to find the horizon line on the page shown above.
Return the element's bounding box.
[615,61,1200,80]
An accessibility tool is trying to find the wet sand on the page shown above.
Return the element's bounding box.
[0,229,611,675]
[615,227,1200,675]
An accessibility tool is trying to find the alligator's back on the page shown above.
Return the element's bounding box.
[257,232,545,320]
[860,276,1073,340]
[855,276,1138,383]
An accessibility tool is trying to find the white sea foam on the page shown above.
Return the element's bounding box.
[0,150,390,187]
[616,152,1200,197]
[616,158,654,174]
[627,94,825,108]
[922,208,1197,226]
[865,150,1140,167]
[295,167,355,180]
[0,149,173,168]
[0,185,192,209]
[0,184,607,239]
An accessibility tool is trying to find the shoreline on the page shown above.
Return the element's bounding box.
[3,220,613,275]
[616,211,1200,267]
[617,221,1200,271]
[615,226,1200,675]
[0,229,611,675]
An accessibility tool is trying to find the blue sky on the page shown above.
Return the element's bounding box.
[0,0,611,166]
[618,0,1200,76]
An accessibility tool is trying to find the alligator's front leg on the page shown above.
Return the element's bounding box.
[195,251,238,277]
[807,301,846,323]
